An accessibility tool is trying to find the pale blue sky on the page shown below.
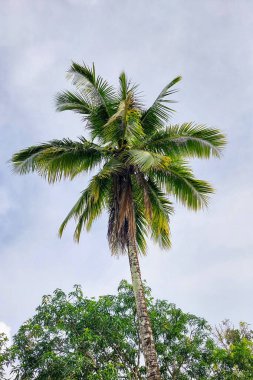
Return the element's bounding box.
[1,0,253,337]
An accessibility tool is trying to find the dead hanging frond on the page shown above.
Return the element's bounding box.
[108,173,136,255]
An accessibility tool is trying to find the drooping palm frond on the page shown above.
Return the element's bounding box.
[11,138,106,182]
[131,174,173,252]
[134,206,148,254]
[152,159,214,210]
[131,184,149,254]
[143,178,173,249]
[59,174,111,242]
[59,158,124,241]
[142,123,226,158]
[141,76,182,134]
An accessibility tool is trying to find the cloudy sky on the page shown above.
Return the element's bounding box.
[1,0,253,339]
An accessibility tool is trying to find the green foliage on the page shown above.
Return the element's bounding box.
[3,282,252,379]
[11,62,226,255]
[211,320,253,379]
[0,333,8,380]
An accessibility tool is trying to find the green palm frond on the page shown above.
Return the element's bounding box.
[134,208,148,254]
[126,150,171,172]
[102,93,144,145]
[55,91,92,115]
[153,160,214,210]
[124,108,144,144]
[141,76,182,133]
[118,72,140,104]
[132,175,173,251]
[101,98,127,144]
[119,72,131,101]
[143,123,226,158]
[131,176,149,254]
[11,138,106,182]
[144,178,173,249]
[59,159,123,241]
[67,62,116,115]
[59,175,111,242]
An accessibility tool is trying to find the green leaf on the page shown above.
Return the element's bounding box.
[55,90,92,115]
[153,159,214,210]
[11,138,106,183]
[141,76,182,134]
[126,150,171,172]
[144,123,227,158]
[67,62,117,115]
[59,158,124,241]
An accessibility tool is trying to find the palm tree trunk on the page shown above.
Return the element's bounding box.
[128,245,161,380]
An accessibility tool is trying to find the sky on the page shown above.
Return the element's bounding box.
[0,0,253,340]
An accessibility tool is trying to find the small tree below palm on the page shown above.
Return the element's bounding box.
[11,62,226,379]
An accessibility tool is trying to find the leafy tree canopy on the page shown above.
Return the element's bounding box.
[3,282,252,379]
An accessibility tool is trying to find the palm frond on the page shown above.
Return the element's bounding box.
[131,177,149,254]
[153,159,214,210]
[119,72,129,101]
[143,123,226,158]
[101,93,144,145]
[124,108,144,145]
[59,161,119,241]
[59,178,110,242]
[132,174,173,250]
[141,76,182,133]
[144,178,173,249]
[67,62,117,115]
[125,150,171,172]
[11,138,106,182]
[119,72,139,101]
[55,90,92,115]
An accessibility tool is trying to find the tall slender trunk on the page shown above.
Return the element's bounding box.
[128,245,161,380]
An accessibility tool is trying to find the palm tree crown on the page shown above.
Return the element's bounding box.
[11,62,226,255]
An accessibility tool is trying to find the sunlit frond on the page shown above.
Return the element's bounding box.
[125,150,171,172]
[11,138,106,183]
[153,159,214,210]
[143,123,226,158]
[102,93,144,145]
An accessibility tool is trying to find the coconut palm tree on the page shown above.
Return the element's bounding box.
[11,62,226,380]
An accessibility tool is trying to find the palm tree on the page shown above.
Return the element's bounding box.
[11,62,226,380]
